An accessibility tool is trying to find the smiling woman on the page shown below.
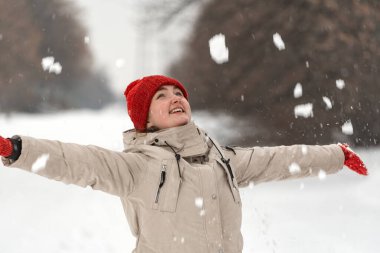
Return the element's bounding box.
[124,75,191,132]
[0,75,368,253]
[147,85,192,130]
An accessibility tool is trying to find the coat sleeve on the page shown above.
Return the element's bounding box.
[1,136,145,197]
[225,144,345,187]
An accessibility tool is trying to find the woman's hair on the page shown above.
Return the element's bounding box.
[146,126,160,133]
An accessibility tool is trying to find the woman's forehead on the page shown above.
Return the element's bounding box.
[156,85,181,92]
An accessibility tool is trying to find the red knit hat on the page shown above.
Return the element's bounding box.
[124,75,189,131]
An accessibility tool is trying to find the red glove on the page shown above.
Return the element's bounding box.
[339,143,368,176]
[0,136,13,157]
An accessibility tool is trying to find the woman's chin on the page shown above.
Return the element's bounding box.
[171,117,190,128]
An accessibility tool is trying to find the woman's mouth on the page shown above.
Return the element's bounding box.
[170,108,184,114]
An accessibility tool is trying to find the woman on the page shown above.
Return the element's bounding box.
[0,75,367,253]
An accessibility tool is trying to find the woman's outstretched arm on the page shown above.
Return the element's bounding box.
[224,144,367,187]
[1,134,145,197]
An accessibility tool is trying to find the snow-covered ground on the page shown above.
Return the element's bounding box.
[0,106,379,253]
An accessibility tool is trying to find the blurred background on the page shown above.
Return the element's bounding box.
[1,0,379,147]
[1,1,380,253]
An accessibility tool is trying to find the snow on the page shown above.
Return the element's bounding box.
[195,197,204,208]
[336,79,346,89]
[31,154,50,173]
[84,36,90,44]
[294,103,313,118]
[41,56,62,74]
[41,57,55,70]
[318,169,327,180]
[322,96,333,110]
[293,83,302,98]
[342,120,354,135]
[209,33,229,64]
[273,33,285,51]
[0,106,379,253]
[288,162,301,174]
[301,145,308,155]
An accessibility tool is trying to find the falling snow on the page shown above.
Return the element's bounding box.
[293,83,302,98]
[322,96,333,110]
[195,197,204,208]
[288,162,301,174]
[301,145,308,155]
[273,33,285,50]
[336,79,345,89]
[342,120,354,135]
[31,154,50,173]
[294,103,313,118]
[318,170,327,180]
[41,56,62,74]
[209,33,229,64]
[84,36,90,44]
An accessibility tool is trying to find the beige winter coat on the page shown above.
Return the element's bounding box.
[2,122,344,253]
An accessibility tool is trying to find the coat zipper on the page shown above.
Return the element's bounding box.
[155,165,167,204]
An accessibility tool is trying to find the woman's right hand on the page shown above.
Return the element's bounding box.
[0,136,13,157]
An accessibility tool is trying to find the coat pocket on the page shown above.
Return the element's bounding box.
[152,159,181,212]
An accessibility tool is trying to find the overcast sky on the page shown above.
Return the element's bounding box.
[75,0,200,96]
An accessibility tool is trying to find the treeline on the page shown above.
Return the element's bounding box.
[0,0,114,113]
[170,0,380,147]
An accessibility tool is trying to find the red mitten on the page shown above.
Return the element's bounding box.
[0,136,13,157]
[339,143,368,176]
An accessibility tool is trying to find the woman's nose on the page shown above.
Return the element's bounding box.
[171,95,180,103]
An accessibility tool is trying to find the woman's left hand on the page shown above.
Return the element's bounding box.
[339,143,368,176]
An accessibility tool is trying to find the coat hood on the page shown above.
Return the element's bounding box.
[122,121,211,158]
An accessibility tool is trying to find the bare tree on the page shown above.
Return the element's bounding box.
[170,0,380,147]
[0,0,114,113]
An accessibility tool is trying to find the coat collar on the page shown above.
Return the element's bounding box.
[122,121,211,158]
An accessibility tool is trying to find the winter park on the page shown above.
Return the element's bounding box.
[1,1,380,253]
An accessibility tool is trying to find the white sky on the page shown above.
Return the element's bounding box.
[75,0,141,95]
[75,0,200,96]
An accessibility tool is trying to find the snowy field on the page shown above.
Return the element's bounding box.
[0,105,379,253]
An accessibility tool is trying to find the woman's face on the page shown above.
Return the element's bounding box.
[147,85,192,130]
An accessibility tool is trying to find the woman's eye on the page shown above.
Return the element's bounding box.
[156,93,165,99]
[175,91,183,96]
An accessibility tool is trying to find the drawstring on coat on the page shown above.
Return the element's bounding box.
[164,141,182,179]
[208,137,235,182]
